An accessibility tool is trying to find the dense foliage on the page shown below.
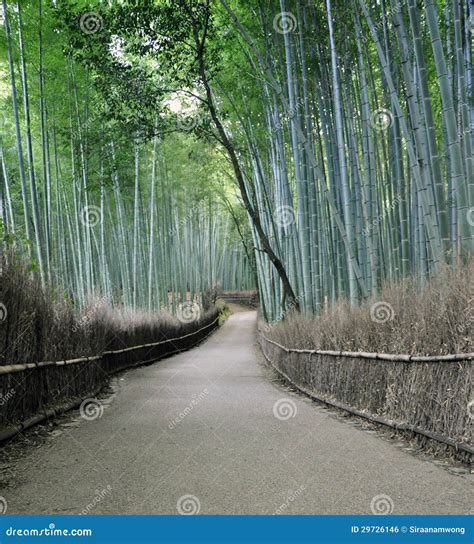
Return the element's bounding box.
[1,0,472,323]
[0,0,254,314]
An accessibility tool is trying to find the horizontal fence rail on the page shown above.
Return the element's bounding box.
[0,315,219,441]
[258,331,473,458]
[0,318,219,375]
[259,335,474,362]
[219,291,259,306]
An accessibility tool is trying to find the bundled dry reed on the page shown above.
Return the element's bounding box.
[265,261,474,356]
[0,255,219,429]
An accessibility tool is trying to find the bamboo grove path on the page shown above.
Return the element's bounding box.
[1,309,471,515]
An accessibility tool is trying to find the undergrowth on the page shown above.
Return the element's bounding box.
[0,254,218,366]
[265,261,474,356]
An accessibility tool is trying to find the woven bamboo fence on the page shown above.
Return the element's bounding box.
[0,313,219,437]
[220,291,259,307]
[259,331,473,459]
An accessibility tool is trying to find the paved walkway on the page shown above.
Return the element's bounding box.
[1,310,471,514]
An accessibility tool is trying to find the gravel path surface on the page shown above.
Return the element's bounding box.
[1,310,471,514]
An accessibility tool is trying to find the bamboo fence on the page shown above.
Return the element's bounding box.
[259,331,473,460]
[0,313,219,441]
[219,290,259,306]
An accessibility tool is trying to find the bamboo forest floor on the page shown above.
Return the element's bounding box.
[1,309,471,515]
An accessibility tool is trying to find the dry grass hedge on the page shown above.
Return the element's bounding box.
[0,254,219,429]
[260,261,473,462]
[0,254,218,366]
[259,336,472,461]
[265,261,474,356]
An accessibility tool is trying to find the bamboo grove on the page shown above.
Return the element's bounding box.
[0,0,254,314]
[215,0,473,319]
[1,0,473,323]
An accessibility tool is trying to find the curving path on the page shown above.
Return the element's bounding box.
[1,310,471,514]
